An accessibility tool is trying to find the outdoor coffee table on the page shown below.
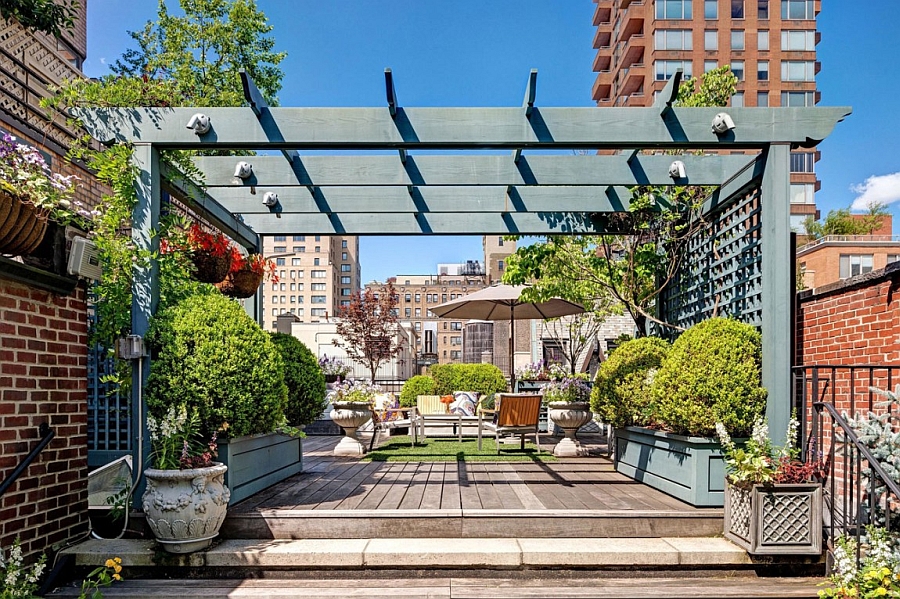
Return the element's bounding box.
[415,413,479,442]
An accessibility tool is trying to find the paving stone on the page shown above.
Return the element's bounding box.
[518,537,679,566]
[662,537,752,565]
[364,537,521,568]
[206,539,368,567]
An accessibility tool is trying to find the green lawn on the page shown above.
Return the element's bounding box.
[363,436,556,462]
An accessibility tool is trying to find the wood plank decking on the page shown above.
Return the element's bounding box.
[222,435,724,539]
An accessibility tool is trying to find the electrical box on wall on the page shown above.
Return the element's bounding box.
[67,237,102,280]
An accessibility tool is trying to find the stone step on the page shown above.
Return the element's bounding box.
[220,508,724,539]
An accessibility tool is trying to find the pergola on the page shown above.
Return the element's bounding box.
[73,69,849,462]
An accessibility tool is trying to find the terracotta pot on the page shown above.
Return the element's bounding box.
[217,268,264,298]
[142,463,230,554]
[0,190,48,256]
[190,250,233,284]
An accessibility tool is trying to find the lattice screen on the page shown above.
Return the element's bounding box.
[658,184,763,336]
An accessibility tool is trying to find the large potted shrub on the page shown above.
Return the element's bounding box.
[399,374,437,408]
[609,318,766,507]
[270,333,327,427]
[146,291,293,505]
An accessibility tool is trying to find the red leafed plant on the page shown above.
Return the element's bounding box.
[229,248,278,282]
[180,431,218,469]
[186,223,232,256]
[773,455,826,484]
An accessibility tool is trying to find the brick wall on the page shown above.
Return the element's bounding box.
[0,277,89,558]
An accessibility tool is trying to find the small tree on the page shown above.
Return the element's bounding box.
[802,202,888,240]
[540,312,606,376]
[334,281,405,383]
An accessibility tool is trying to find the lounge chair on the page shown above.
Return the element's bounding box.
[365,394,417,451]
[477,393,542,454]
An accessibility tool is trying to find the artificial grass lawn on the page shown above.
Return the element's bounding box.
[363,436,556,462]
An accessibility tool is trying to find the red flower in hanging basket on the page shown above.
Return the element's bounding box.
[186,224,231,257]
[216,249,278,298]
[171,224,235,284]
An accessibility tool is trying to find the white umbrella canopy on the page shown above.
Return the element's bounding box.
[431,284,584,389]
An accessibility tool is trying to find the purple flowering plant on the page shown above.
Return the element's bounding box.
[0,134,95,228]
[318,354,351,377]
[542,377,592,404]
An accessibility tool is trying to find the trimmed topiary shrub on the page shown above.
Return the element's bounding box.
[399,374,437,407]
[146,292,288,438]
[429,363,507,397]
[270,333,327,426]
[591,336,670,428]
[651,317,767,437]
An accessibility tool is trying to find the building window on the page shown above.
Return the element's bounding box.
[731,92,744,107]
[405,308,411,317]
[297,283,304,291]
[888,255,900,265]
[272,296,278,304]
[781,61,815,82]
[781,91,816,107]
[704,60,718,73]
[273,245,286,253]
[415,293,421,302]
[341,240,347,248]
[311,283,326,291]
[415,308,421,317]
[450,350,461,360]
[311,270,326,278]
[757,91,769,107]
[405,293,411,302]
[441,294,447,302]
[840,255,874,279]
[790,152,815,173]
[293,235,305,242]
[655,29,693,50]
[341,252,348,260]
[704,0,717,18]
[314,235,321,242]
[290,283,296,291]
[655,60,692,81]
[498,236,504,246]
[296,296,304,303]
[274,235,286,242]
[340,288,351,296]
[291,258,301,266]
[730,60,744,80]
[289,296,296,304]
[781,30,816,51]
[296,270,305,278]
[758,0,769,18]
[757,60,769,81]
[451,336,462,346]
[341,276,351,284]
[730,0,743,18]
[498,260,504,271]
[311,308,326,317]
[314,246,320,253]
[656,0,692,19]
[758,30,769,51]
[310,295,326,304]
[730,30,744,50]
[312,258,319,266]
[294,246,305,253]
[341,264,351,272]
[782,0,814,19]
[276,258,286,266]
[704,30,717,50]
[790,183,815,204]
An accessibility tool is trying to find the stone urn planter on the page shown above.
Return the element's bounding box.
[330,401,372,457]
[547,401,593,457]
[142,463,230,554]
[724,481,823,555]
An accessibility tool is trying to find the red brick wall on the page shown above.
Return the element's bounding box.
[0,278,89,558]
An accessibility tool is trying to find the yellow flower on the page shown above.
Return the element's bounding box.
[113,573,122,581]
[114,557,122,564]
[104,558,116,568]
[113,564,122,574]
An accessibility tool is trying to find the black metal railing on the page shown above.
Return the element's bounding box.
[0,423,55,500]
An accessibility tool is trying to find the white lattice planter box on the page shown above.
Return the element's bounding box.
[724,482,823,555]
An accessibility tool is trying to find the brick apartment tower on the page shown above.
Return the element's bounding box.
[260,235,360,331]
[591,0,821,228]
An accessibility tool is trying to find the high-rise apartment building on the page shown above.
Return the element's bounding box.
[591,0,821,229]
[261,235,360,331]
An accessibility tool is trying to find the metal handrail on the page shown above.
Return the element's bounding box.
[0,423,55,499]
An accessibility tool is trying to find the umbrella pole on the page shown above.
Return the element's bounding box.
[509,306,515,392]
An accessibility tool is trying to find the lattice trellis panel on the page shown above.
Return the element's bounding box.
[658,184,762,336]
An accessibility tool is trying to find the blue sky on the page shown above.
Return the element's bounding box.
[84,1,900,284]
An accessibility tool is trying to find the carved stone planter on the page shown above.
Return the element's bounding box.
[724,482,823,555]
[330,401,372,457]
[142,463,230,554]
[547,401,593,457]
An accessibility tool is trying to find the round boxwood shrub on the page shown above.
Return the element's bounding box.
[429,363,507,397]
[591,336,670,428]
[651,317,767,437]
[399,374,437,407]
[270,333,327,426]
[146,292,288,438]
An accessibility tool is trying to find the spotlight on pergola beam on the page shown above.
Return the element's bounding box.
[240,69,299,165]
[655,69,683,116]
[385,68,398,117]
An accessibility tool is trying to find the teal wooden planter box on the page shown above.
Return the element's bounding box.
[614,426,728,507]
[218,433,303,505]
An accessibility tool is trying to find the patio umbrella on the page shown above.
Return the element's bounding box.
[430,284,584,389]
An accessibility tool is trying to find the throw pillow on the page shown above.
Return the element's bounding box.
[449,391,479,416]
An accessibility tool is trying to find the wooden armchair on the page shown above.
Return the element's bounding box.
[477,393,542,454]
[366,393,417,450]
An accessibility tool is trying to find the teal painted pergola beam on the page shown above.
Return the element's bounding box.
[194,154,757,188]
[73,105,850,150]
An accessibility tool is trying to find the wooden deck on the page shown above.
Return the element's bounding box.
[222,434,724,539]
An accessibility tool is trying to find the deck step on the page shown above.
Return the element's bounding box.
[221,508,725,539]
[49,574,826,598]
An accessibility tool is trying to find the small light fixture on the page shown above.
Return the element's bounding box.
[711,112,736,135]
[668,160,686,180]
[233,161,253,179]
[186,113,211,135]
[262,191,279,207]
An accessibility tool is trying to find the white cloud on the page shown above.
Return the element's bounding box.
[851,172,900,210]
[100,57,106,65]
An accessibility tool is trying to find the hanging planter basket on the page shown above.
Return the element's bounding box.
[190,250,233,284]
[217,268,264,298]
[0,190,49,256]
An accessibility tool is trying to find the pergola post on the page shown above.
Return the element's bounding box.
[760,143,792,446]
[130,143,160,506]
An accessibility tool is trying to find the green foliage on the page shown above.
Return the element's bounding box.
[591,336,670,428]
[803,202,888,240]
[0,0,78,38]
[428,364,507,397]
[651,318,766,437]
[675,66,738,107]
[399,374,437,408]
[111,0,286,106]
[820,526,900,599]
[269,333,326,427]
[145,292,288,438]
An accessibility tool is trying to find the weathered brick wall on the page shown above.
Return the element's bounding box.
[0,278,89,558]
